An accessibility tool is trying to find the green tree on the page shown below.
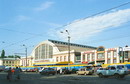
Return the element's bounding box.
[8,55,21,59]
[1,50,5,58]
[8,55,14,58]
[15,55,21,59]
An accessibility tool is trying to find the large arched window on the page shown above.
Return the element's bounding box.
[35,44,53,60]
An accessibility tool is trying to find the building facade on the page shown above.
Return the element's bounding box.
[81,46,130,65]
[0,58,20,67]
[20,56,33,66]
[31,39,97,66]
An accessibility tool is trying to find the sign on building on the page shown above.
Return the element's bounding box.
[124,47,130,51]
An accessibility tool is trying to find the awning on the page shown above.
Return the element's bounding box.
[96,60,105,62]
[88,61,95,64]
[33,61,73,66]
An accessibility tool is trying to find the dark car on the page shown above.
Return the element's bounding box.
[40,68,56,75]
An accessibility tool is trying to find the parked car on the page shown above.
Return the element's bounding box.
[96,65,129,78]
[40,68,56,75]
[39,68,45,73]
[0,66,5,72]
[76,68,94,75]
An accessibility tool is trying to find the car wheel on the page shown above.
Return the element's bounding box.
[77,72,79,75]
[98,73,104,78]
[84,73,87,75]
[114,73,120,79]
[53,73,55,75]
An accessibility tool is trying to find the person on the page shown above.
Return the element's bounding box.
[60,68,63,75]
[7,67,13,81]
[14,67,21,80]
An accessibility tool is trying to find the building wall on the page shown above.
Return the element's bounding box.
[31,40,59,63]
[20,56,33,66]
[53,50,75,63]
[2,58,20,67]
[81,47,130,65]
[0,59,3,66]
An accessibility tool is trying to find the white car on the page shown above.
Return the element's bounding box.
[39,68,45,73]
[96,65,129,78]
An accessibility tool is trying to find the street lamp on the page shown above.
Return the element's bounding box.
[23,44,27,67]
[61,30,71,70]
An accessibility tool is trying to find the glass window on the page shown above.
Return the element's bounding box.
[56,57,58,62]
[35,44,53,60]
[64,56,66,61]
[124,51,128,58]
[113,59,116,63]
[97,53,104,59]
[76,56,81,61]
[111,67,116,70]
[82,54,85,61]
[108,60,111,64]
[107,52,111,58]
[87,54,90,61]
[92,54,95,60]
[113,51,117,58]
[60,56,62,61]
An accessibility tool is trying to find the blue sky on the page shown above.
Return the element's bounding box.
[0,0,130,56]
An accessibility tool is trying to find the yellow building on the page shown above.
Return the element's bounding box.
[2,58,20,67]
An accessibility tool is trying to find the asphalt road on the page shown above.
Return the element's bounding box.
[0,72,130,84]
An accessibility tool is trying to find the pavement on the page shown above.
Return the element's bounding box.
[0,72,130,84]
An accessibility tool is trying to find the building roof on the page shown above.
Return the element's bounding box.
[48,39,97,52]
[2,58,20,60]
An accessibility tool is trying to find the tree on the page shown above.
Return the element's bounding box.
[1,50,5,58]
[8,55,14,58]
[7,55,21,59]
[15,55,21,59]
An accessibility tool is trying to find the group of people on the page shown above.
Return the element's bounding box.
[7,67,21,81]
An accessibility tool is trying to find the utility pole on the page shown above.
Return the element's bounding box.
[23,44,27,67]
[61,30,71,70]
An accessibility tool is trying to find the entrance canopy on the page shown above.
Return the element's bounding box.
[33,61,73,66]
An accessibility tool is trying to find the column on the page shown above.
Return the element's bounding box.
[90,53,92,62]
[95,51,97,65]
[85,54,88,62]
[105,50,108,64]
[111,51,114,64]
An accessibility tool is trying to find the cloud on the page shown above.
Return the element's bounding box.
[34,1,54,11]
[16,15,30,22]
[49,9,130,42]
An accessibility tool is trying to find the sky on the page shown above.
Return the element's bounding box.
[0,0,130,56]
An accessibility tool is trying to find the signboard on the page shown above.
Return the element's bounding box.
[124,47,130,51]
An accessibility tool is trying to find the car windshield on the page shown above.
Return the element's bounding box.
[117,65,125,69]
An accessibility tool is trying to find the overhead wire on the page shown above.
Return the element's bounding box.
[1,1,130,52]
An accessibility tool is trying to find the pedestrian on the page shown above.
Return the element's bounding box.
[14,67,21,80]
[60,68,63,75]
[7,67,13,81]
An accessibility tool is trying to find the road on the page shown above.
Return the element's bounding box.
[0,72,130,84]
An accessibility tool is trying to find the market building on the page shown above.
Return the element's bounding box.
[31,39,97,66]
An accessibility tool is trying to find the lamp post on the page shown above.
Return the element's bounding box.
[23,44,27,67]
[61,30,71,70]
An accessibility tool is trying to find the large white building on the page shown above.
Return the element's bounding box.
[31,39,97,66]
[19,39,130,67]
